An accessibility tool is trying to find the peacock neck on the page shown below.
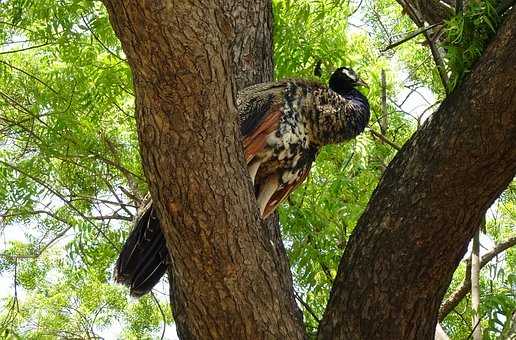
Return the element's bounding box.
[305,87,370,146]
[328,78,354,96]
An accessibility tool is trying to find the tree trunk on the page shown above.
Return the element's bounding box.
[471,229,481,340]
[101,1,304,339]
[317,7,516,339]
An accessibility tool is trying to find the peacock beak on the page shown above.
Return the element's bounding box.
[356,78,369,88]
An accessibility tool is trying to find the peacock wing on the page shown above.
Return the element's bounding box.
[237,82,287,163]
[262,164,312,217]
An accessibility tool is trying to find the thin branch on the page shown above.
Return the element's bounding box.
[349,0,364,17]
[1,209,69,225]
[0,225,73,260]
[382,23,440,52]
[456,0,463,15]
[101,173,135,217]
[81,15,126,62]
[294,291,321,323]
[369,129,402,151]
[0,42,51,55]
[0,90,33,115]
[379,69,388,134]
[0,160,119,251]
[439,235,516,320]
[0,21,36,33]
[388,97,422,127]
[151,292,168,340]
[452,308,470,327]
[425,32,449,92]
[471,229,481,340]
[497,0,515,15]
[0,39,31,46]
[14,258,19,312]
[395,0,449,92]
[0,60,59,94]
[371,6,392,44]
[70,195,137,208]
[86,213,132,221]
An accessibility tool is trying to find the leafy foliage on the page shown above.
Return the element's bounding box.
[0,0,166,337]
[443,0,500,91]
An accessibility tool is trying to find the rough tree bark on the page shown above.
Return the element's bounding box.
[317,8,516,339]
[225,3,305,329]
[101,1,304,339]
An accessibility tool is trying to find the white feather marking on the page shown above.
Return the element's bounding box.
[247,160,261,185]
[342,68,357,81]
[256,175,279,217]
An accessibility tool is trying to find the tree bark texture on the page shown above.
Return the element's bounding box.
[101,1,304,339]
[317,8,516,340]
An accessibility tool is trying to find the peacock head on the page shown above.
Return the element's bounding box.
[329,67,368,94]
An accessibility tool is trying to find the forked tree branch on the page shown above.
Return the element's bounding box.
[439,235,516,320]
[395,0,449,91]
[382,23,440,52]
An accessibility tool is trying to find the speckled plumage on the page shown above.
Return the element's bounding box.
[239,76,370,216]
[115,68,370,296]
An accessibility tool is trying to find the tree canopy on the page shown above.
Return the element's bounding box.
[0,0,514,339]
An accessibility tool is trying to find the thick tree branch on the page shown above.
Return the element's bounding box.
[439,234,516,320]
[318,8,516,339]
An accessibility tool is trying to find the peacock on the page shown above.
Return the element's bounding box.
[115,66,370,296]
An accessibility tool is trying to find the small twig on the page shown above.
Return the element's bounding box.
[456,0,464,15]
[382,23,440,52]
[380,69,388,134]
[294,291,321,323]
[14,258,19,312]
[452,308,469,327]
[349,0,364,16]
[0,160,120,251]
[395,0,449,92]
[0,60,58,94]
[0,21,36,33]
[87,213,132,221]
[81,15,126,62]
[119,185,142,206]
[371,6,392,44]
[0,42,51,55]
[151,292,167,340]
[0,225,73,260]
[341,140,356,172]
[466,313,486,340]
[496,0,515,14]
[369,129,402,151]
[425,31,449,93]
